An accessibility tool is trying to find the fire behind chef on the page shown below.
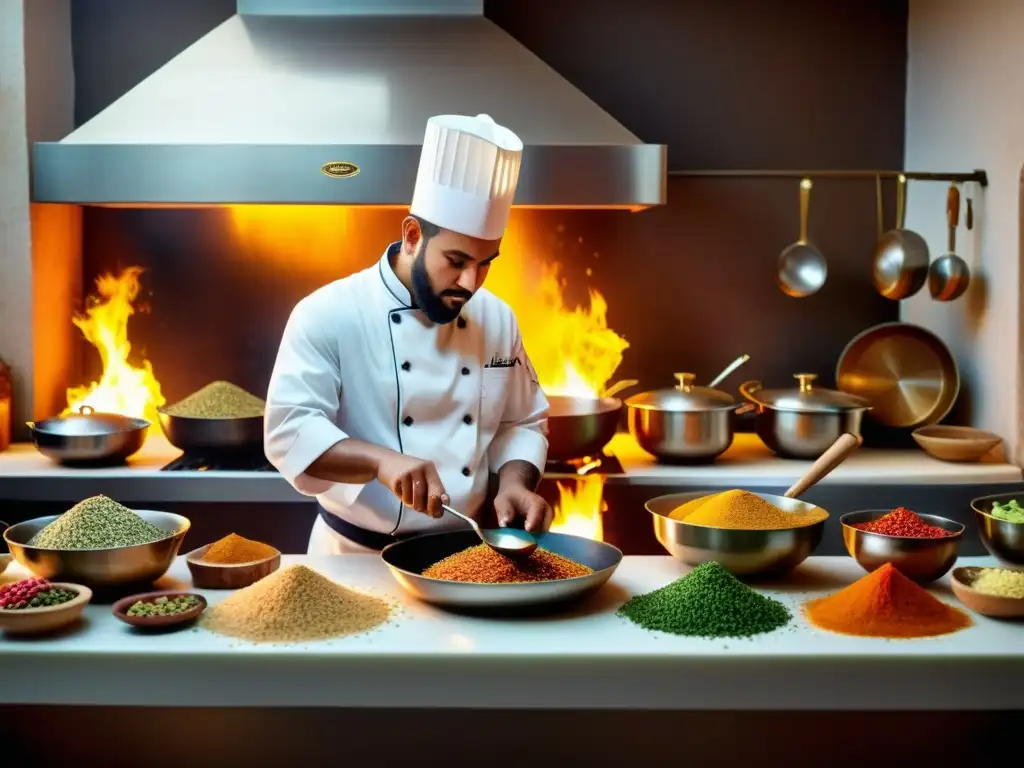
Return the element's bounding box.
[264,114,553,555]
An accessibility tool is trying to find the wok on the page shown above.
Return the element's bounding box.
[27,405,149,465]
[157,410,263,453]
[545,379,637,462]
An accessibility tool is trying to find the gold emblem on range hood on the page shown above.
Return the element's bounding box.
[320,161,360,179]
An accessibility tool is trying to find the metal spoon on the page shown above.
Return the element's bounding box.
[707,354,751,389]
[442,504,538,559]
[777,178,827,297]
[928,183,970,301]
[871,174,930,299]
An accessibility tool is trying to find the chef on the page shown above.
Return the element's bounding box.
[264,113,553,555]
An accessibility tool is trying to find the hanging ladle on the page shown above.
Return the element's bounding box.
[777,178,827,297]
[442,504,537,559]
[871,174,930,299]
[928,183,971,301]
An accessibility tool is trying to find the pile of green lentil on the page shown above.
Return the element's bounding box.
[28,495,170,550]
[617,561,791,638]
[162,381,266,419]
[127,594,201,618]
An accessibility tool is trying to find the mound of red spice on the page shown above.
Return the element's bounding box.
[804,563,971,638]
[852,507,955,539]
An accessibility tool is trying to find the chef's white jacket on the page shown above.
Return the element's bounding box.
[265,242,550,544]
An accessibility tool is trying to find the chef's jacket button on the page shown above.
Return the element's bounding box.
[403,416,414,427]
[391,313,401,324]
[461,367,470,376]
[456,316,466,329]
[463,414,472,425]
[461,466,471,476]
[401,361,411,371]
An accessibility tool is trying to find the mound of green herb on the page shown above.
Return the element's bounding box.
[617,561,791,638]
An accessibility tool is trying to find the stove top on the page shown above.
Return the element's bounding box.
[161,453,278,472]
[545,454,624,476]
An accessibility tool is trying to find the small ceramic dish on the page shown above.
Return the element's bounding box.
[112,590,207,628]
[0,582,92,635]
[912,425,1002,462]
[185,542,281,589]
[950,566,1024,619]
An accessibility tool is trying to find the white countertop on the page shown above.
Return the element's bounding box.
[0,554,1021,710]
[0,432,1018,503]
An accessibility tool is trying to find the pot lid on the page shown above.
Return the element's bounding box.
[29,405,150,435]
[626,373,736,412]
[746,373,871,413]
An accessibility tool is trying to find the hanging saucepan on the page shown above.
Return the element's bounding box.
[545,379,638,462]
[27,405,150,465]
[625,355,751,463]
[739,373,871,459]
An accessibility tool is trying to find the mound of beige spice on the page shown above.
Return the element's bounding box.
[162,381,266,419]
[201,564,392,644]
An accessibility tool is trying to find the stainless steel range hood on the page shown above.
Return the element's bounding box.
[32,0,666,208]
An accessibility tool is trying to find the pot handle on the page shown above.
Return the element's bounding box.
[738,380,766,408]
[78,405,95,415]
[734,403,756,415]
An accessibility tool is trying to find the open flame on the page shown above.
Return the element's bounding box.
[64,267,165,425]
[550,474,606,541]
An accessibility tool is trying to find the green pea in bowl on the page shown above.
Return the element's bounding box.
[3,511,190,588]
[971,492,1024,567]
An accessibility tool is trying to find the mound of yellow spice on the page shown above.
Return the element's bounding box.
[201,564,391,644]
[669,489,827,530]
[201,533,277,564]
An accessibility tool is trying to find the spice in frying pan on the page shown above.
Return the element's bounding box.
[28,494,170,550]
[201,564,391,644]
[669,489,827,529]
[851,507,955,538]
[162,381,266,419]
[803,563,971,638]
[617,561,791,638]
[970,568,1024,599]
[201,533,277,564]
[422,544,592,583]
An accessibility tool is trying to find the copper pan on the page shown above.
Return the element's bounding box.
[835,322,959,428]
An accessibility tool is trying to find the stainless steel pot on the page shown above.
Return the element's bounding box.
[27,405,150,465]
[626,372,738,462]
[544,379,638,462]
[739,373,871,459]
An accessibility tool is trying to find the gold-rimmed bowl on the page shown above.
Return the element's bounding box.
[971,492,1024,566]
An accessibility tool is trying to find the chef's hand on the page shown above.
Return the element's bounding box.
[376,451,448,518]
[493,487,554,534]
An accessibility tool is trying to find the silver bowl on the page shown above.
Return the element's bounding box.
[645,490,827,577]
[2,510,190,587]
[381,530,622,609]
[840,509,963,583]
[970,492,1024,566]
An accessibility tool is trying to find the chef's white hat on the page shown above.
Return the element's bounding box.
[410,114,523,241]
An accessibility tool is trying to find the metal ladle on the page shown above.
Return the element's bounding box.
[871,174,930,299]
[708,354,751,389]
[777,178,827,297]
[442,504,538,559]
[928,183,971,301]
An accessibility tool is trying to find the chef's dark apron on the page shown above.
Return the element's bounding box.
[316,503,411,551]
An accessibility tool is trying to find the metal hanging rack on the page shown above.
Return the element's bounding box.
[667,169,988,186]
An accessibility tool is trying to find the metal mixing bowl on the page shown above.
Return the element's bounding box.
[970,492,1024,566]
[2,510,190,587]
[645,490,827,577]
[840,510,962,583]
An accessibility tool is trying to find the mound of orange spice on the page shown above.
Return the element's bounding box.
[803,563,971,638]
[200,533,277,564]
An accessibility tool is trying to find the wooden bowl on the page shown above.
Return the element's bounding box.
[185,543,281,589]
[0,582,92,635]
[912,425,1002,462]
[112,590,207,628]
[950,566,1024,619]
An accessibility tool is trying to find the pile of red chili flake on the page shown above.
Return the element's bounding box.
[852,507,955,539]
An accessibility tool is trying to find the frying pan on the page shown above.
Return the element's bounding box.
[544,379,637,462]
[157,410,263,453]
[380,529,623,610]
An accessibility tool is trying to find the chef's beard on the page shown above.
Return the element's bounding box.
[411,251,471,325]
